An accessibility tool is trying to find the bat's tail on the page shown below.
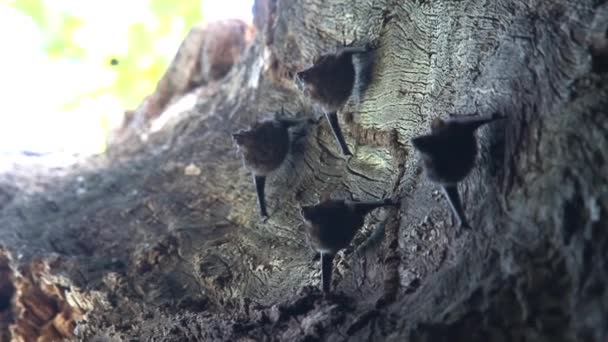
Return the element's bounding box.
[325,112,352,156]
[253,175,269,219]
[321,253,335,294]
[442,185,472,230]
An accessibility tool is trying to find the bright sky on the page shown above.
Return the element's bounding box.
[0,0,252,167]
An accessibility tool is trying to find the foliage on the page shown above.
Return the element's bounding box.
[12,0,202,109]
[5,0,203,153]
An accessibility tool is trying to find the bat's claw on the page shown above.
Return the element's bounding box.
[383,197,399,207]
[364,41,378,51]
[491,111,507,120]
[260,212,270,223]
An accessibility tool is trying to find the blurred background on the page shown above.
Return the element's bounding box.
[0,0,252,167]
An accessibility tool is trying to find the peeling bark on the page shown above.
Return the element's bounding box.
[0,0,607,341]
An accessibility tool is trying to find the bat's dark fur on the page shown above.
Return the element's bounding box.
[300,198,396,293]
[233,117,310,219]
[295,44,374,156]
[411,113,505,230]
[590,34,608,73]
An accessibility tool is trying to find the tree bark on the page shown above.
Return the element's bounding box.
[0,0,607,341]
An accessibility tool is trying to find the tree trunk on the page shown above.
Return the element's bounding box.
[1,0,607,341]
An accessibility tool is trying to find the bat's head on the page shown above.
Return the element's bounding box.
[300,197,329,223]
[295,67,317,92]
[300,205,316,223]
[233,120,277,148]
[232,130,254,148]
[430,117,448,133]
[294,54,334,91]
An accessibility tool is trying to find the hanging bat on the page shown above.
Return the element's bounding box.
[411,113,505,230]
[300,198,397,293]
[234,115,313,219]
[295,43,375,156]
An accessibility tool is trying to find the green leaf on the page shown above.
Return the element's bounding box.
[8,0,205,150]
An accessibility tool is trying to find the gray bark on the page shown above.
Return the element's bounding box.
[0,0,607,341]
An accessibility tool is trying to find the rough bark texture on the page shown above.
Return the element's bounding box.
[0,0,607,341]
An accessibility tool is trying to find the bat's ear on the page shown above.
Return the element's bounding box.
[300,206,313,220]
[296,69,309,83]
[232,131,247,144]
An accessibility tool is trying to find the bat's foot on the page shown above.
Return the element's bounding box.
[308,117,322,125]
[491,111,507,120]
[260,212,270,223]
[383,197,400,207]
[323,289,332,298]
[363,41,378,51]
